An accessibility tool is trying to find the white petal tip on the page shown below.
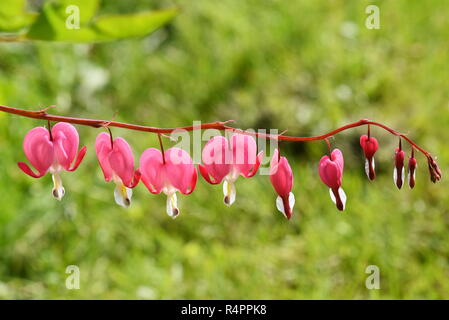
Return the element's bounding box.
[223,180,236,207]
[329,188,346,211]
[51,173,65,200]
[114,184,132,208]
[365,158,375,180]
[52,187,65,201]
[275,192,295,219]
[166,193,179,218]
[393,167,405,189]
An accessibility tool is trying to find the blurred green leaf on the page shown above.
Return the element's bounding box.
[92,9,178,40]
[0,0,36,32]
[26,0,177,42]
[26,1,98,41]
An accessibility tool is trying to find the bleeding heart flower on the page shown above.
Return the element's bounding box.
[408,149,417,189]
[95,132,141,208]
[139,147,197,218]
[394,145,405,189]
[269,148,295,219]
[318,148,346,211]
[199,134,263,206]
[18,123,87,200]
[360,134,378,180]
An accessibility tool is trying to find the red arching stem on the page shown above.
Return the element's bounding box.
[223,119,432,159]
[0,104,434,160]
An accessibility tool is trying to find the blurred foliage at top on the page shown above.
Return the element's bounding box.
[0,0,177,41]
[0,0,448,299]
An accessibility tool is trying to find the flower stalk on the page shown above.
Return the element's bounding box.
[0,104,441,189]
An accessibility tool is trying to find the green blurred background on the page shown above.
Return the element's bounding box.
[0,0,448,299]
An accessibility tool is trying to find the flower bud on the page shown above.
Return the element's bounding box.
[427,157,442,183]
[394,147,405,189]
[408,152,417,189]
[360,135,378,180]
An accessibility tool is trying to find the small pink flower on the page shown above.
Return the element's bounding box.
[318,148,346,211]
[140,147,197,218]
[394,147,405,189]
[95,132,141,208]
[199,134,263,206]
[408,149,417,189]
[360,135,379,180]
[18,123,87,200]
[269,149,295,219]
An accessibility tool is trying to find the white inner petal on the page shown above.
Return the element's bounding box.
[52,173,65,201]
[408,170,417,188]
[114,182,132,208]
[329,187,346,210]
[339,188,347,210]
[223,179,236,206]
[166,193,179,219]
[365,158,370,178]
[289,192,295,212]
[276,192,296,218]
[276,196,285,216]
[329,188,336,204]
[364,158,375,179]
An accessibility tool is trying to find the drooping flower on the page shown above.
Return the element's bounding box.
[360,134,379,180]
[394,142,405,189]
[269,148,295,219]
[95,132,141,208]
[318,148,346,211]
[18,122,87,200]
[199,134,263,206]
[139,147,197,218]
[408,148,417,189]
[428,157,442,183]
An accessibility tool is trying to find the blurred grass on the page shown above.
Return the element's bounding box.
[0,0,448,299]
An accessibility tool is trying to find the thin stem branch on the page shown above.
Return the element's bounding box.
[0,104,434,160]
[157,133,166,164]
[324,138,331,156]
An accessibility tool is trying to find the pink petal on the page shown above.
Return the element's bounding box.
[22,126,53,176]
[198,164,220,184]
[52,122,79,170]
[270,149,293,197]
[243,151,263,178]
[67,146,87,172]
[108,137,135,187]
[139,148,165,194]
[231,133,258,177]
[17,162,46,178]
[165,148,197,194]
[318,156,342,189]
[201,136,231,184]
[128,169,141,189]
[360,135,378,159]
[95,132,114,182]
[331,148,344,172]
